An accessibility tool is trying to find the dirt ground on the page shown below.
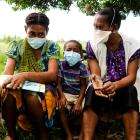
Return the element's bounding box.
[1,112,140,140]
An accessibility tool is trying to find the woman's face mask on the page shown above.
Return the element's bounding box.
[26,24,47,49]
[93,9,116,45]
[27,37,46,49]
[93,29,111,45]
[64,51,81,66]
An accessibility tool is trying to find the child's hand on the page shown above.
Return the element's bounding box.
[57,95,67,109]
[73,101,82,115]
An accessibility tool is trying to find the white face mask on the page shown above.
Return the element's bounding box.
[64,51,81,66]
[27,37,46,49]
[93,29,111,45]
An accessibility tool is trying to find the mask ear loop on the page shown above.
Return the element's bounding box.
[109,8,116,28]
[37,13,40,24]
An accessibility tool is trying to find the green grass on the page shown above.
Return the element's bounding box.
[0,41,8,74]
[0,42,9,53]
[0,53,7,74]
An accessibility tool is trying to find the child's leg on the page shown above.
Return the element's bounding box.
[2,93,17,140]
[60,109,72,140]
[79,115,84,140]
[24,93,48,140]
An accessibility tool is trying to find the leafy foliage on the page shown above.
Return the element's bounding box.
[5,0,72,11]
[76,0,140,16]
[4,0,140,16]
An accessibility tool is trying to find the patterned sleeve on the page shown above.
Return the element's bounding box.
[80,63,90,78]
[86,41,97,60]
[129,48,140,63]
[47,41,60,60]
[6,40,22,63]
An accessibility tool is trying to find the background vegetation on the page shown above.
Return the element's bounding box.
[4,0,140,16]
[0,36,11,73]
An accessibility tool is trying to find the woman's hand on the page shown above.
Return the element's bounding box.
[1,75,12,95]
[91,74,103,90]
[8,73,27,90]
[95,90,108,98]
[101,81,117,95]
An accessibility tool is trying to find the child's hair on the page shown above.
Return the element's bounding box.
[25,12,49,30]
[64,40,83,52]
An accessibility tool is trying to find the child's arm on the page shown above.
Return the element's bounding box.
[57,76,67,108]
[78,77,87,104]
[73,77,87,113]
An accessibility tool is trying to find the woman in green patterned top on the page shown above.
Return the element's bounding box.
[2,12,59,140]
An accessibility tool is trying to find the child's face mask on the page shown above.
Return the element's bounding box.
[64,51,81,66]
[27,37,46,49]
[93,29,111,45]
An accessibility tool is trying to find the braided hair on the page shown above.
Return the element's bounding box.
[25,12,49,30]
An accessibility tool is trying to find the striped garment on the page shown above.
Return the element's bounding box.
[58,61,89,95]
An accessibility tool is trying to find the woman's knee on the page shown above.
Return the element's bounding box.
[24,93,41,106]
[24,93,43,117]
[83,107,95,115]
[2,93,16,108]
[2,93,17,118]
[83,107,98,122]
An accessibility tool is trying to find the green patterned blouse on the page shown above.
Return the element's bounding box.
[6,39,60,73]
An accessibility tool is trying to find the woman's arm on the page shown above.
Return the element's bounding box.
[9,58,58,89]
[102,59,139,94]
[24,58,58,83]
[88,58,101,76]
[4,58,16,75]
[57,76,64,98]
[115,59,139,89]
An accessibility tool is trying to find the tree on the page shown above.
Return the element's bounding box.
[5,0,140,16]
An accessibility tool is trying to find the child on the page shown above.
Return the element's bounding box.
[57,40,89,140]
